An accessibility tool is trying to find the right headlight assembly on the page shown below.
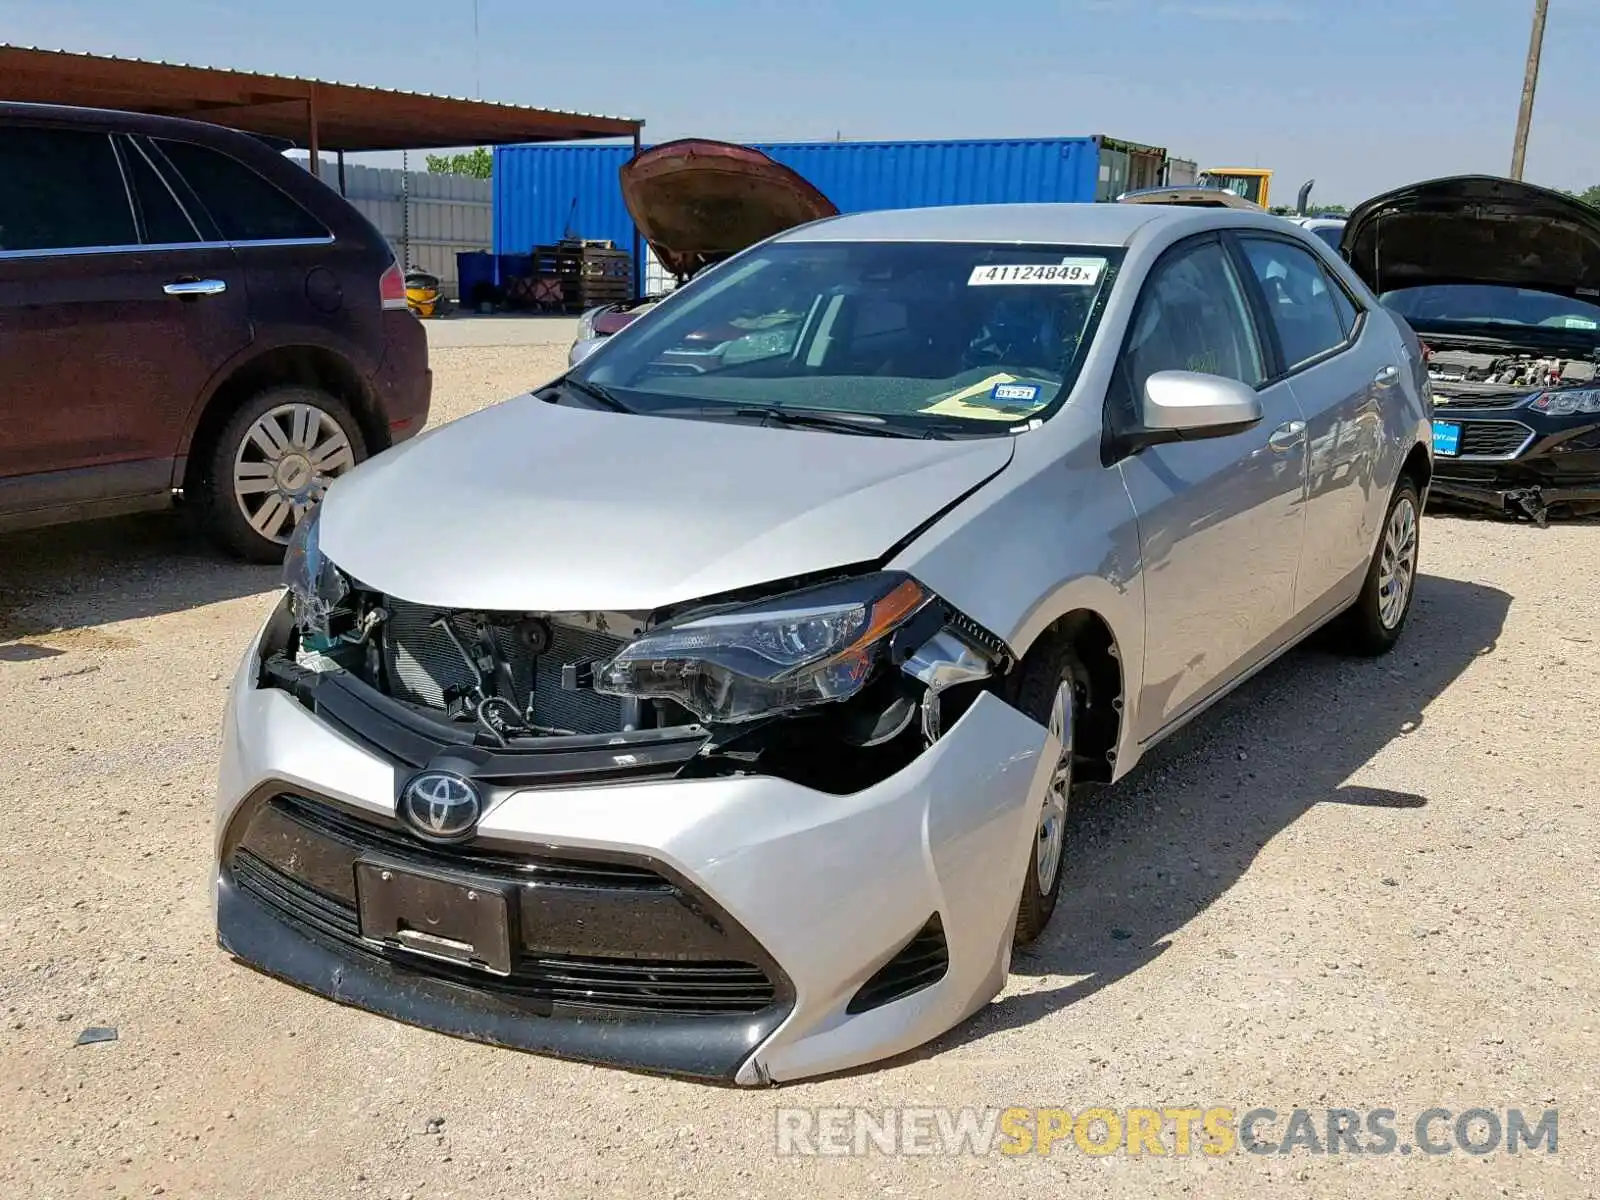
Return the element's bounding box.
[593,572,933,724]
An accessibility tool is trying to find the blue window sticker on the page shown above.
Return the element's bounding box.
[991,382,1041,404]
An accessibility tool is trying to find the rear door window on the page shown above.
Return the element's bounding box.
[0,126,137,251]
[119,139,201,245]
[154,139,327,242]
[1237,237,1353,370]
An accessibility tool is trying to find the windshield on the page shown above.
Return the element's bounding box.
[1380,285,1600,334]
[1309,224,1343,250]
[570,240,1121,434]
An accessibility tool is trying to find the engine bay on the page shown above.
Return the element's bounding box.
[265,575,1008,795]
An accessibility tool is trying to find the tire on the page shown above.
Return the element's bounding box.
[1333,477,1421,656]
[1005,638,1085,945]
[196,385,367,563]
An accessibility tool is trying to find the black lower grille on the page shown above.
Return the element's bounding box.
[228,792,783,1017]
[381,602,627,735]
[847,915,949,1014]
[1458,421,1533,457]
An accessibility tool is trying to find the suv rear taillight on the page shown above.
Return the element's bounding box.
[380,263,409,311]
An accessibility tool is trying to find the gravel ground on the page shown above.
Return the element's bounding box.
[2,338,1598,1198]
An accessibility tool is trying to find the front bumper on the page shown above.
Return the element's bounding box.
[215,607,1055,1084]
[1429,405,1600,521]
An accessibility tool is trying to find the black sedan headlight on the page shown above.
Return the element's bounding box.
[593,573,932,724]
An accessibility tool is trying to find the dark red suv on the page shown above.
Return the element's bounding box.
[0,103,431,561]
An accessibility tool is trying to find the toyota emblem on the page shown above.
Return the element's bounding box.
[398,771,483,842]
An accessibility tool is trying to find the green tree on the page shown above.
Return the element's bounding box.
[425,147,492,179]
[1569,185,1600,209]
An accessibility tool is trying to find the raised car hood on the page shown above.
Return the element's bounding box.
[620,139,838,282]
[1342,175,1600,301]
[317,398,1013,613]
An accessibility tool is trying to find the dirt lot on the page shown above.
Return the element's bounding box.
[3,331,1598,1198]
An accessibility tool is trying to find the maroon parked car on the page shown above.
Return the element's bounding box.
[0,102,431,561]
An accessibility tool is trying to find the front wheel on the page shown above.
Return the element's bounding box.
[1333,477,1421,656]
[1006,640,1084,945]
[197,385,367,563]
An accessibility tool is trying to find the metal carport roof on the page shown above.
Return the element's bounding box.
[0,45,644,159]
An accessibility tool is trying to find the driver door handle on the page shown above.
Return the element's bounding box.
[1268,420,1306,451]
[1374,364,1401,387]
[164,278,227,298]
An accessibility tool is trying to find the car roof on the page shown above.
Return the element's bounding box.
[777,201,1290,248]
[0,100,286,146]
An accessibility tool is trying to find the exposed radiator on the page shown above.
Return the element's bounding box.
[381,600,628,735]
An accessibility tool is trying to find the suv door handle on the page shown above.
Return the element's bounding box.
[1268,420,1306,451]
[164,278,227,297]
[1374,364,1401,387]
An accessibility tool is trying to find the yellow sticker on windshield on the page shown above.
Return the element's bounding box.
[921,373,1047,421]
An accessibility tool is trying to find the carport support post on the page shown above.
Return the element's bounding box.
[336,150,346,196]
[632,126,643,296]
[306,85,321,178]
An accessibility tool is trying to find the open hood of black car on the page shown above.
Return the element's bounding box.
[619,139,838,283]
[1342,175,1600,302]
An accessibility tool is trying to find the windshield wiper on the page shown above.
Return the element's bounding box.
[561,377,633,413]
[655,404,922,438]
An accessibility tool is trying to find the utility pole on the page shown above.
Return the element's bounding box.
[1509,0,1549,180]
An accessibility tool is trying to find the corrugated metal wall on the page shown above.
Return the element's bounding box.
[493,136,1106,268]
[295,158,493,298]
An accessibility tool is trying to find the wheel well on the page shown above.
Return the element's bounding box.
[1401,442,1432,494]
[184,346,383,492]
[1018,609,1123,784]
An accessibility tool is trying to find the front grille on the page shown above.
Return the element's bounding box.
[232,852,775,1013]
[1458,421,1533,458]
[382,601,627,734]
[273,793,665,890]
[847,915,949,1014]
[1433,392,1529,411]
[229,793,783,1017]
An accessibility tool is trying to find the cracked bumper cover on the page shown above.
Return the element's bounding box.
[214,612,1056,1084]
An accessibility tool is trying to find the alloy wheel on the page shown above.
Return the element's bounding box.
[232,403,355,544]
[1376,495,1418,630]
[1036,679,1074,895]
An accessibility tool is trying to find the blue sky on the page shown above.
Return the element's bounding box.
[4,0,1598,205]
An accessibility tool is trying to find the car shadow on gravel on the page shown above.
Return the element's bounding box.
[924,570,1513,1056]
[0,512,277,650]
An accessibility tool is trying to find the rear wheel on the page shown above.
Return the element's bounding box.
[1333,477,1421,656]
[1006,639,1085,945]
[197,385,366,562]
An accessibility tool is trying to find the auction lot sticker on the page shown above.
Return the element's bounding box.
[968,259,1105,286]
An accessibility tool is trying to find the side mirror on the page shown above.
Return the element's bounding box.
[568,336,607,368]
[1111,370,1263,458]
[1143,370,1264,437]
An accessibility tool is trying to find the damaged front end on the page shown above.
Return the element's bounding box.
[270,511,1010,793]
[1426,353,1600,525]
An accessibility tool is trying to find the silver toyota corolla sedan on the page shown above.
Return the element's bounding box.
[215,201,1432,1085]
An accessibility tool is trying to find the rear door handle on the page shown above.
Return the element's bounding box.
[1268,420,1306,451]
[164,278,227,297]
[1374,364,1401,387]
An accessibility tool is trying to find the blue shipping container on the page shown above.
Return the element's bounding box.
[493,136,1106,263]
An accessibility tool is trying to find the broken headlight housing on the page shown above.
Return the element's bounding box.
[593,573,932,724]
[281,507,348,651]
